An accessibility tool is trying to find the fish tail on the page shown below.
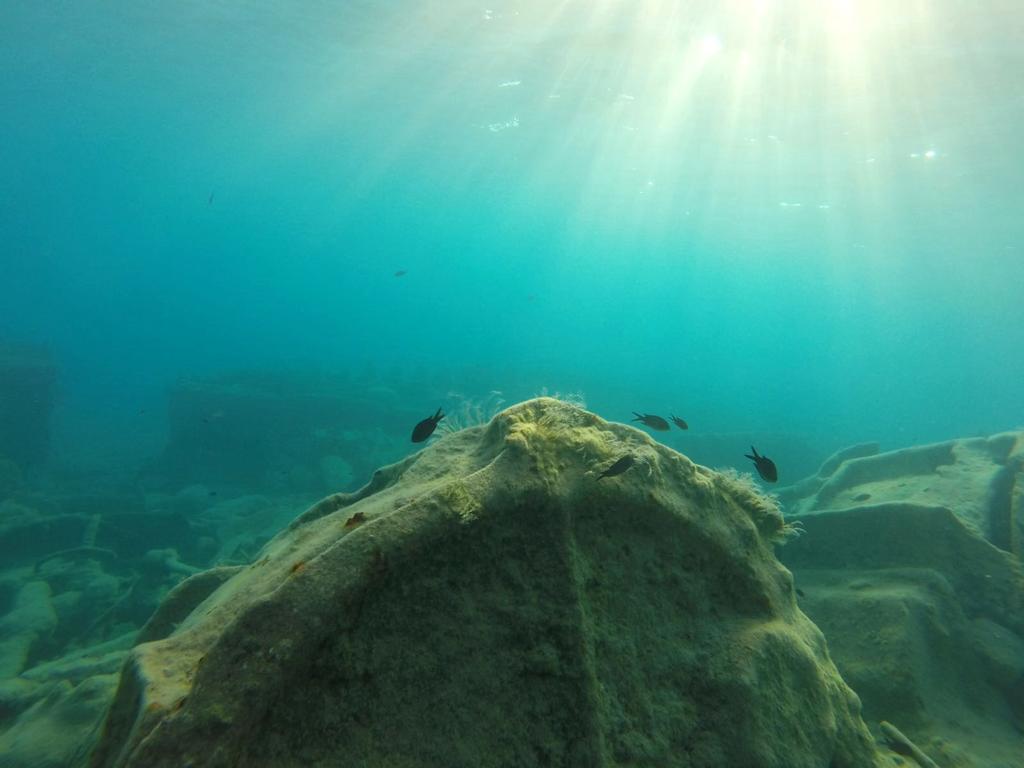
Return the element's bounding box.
[435,407,445,421]
[750,445,759,458]
[632,412,643,421]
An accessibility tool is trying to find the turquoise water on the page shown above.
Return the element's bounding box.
[1,5,1023,764]
[4,1,1022,463]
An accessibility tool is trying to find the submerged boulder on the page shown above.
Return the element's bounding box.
[779,432,1024,556]
[778,434,1024,767]
[90,398,886,768]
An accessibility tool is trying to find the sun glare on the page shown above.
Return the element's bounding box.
[700,34,723,57]
[298,0,949,268]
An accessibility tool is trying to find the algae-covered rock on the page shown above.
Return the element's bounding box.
[0,581,58,678]
[0,674,118,768]
[778,437,1024,767]
[90,399,886,768]
[780,432,1024,557]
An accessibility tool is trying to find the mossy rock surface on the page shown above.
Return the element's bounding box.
[779,440,1024,767]
[89,398,885,768]
[780,431,1024,558]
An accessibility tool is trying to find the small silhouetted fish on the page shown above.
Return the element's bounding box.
[670,415,688,430]
[208,191,215,205]
[208,491,218,497]
[394,270,407,277]
[597,454,635,480]
[632,413,670,431]
[745,446,778,483]
[411,407,444,443]
[796,588,805,598]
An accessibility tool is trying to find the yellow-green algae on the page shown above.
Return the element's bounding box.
[89,398,888,768]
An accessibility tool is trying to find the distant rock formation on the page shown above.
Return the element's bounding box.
[778,432,1024,767]
[779,433,1024,556]
[160,371,415,493]
[89,398,886,768]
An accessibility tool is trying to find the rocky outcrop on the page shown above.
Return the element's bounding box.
[0,632,134,768]
[90,398,886,768]
[778,433,1024,767]
[779,432,1024,558]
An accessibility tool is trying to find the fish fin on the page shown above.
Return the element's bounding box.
[744,454,756,461]
[632,412,644,421]
[750,445,759,458]
[435,407,445,421]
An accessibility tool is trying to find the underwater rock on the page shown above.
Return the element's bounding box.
[134,566,244,645]
[53,493,146,520]
[0,673,118,768]
[970,618,1024,693]
[0,632,134,762]
[1,504,204,573]
[785,503,1024,633]
[140,548,199,579]
[817,442,882,479]
[776,442,880,506]
[90,398,886,768]
[0,499,40,530]
[199,494,299,565]
[0,581,58,678]
[781,501,1024,766]
[165,484,215,517]
[94,510,198,562]
[34,556,124,649]
[19,632,135,686]
[0,677,51,723]
[781,431,1024,557]
[0,514,92,567]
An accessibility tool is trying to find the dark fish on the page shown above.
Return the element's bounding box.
[670,415,688,430]
[411,407,444,443]
[597,454,635,480]
[208,191,215,205]
[745,446,778,483]
[795,588,805,598]
[632,412,670,431]
[394,270,407,277]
